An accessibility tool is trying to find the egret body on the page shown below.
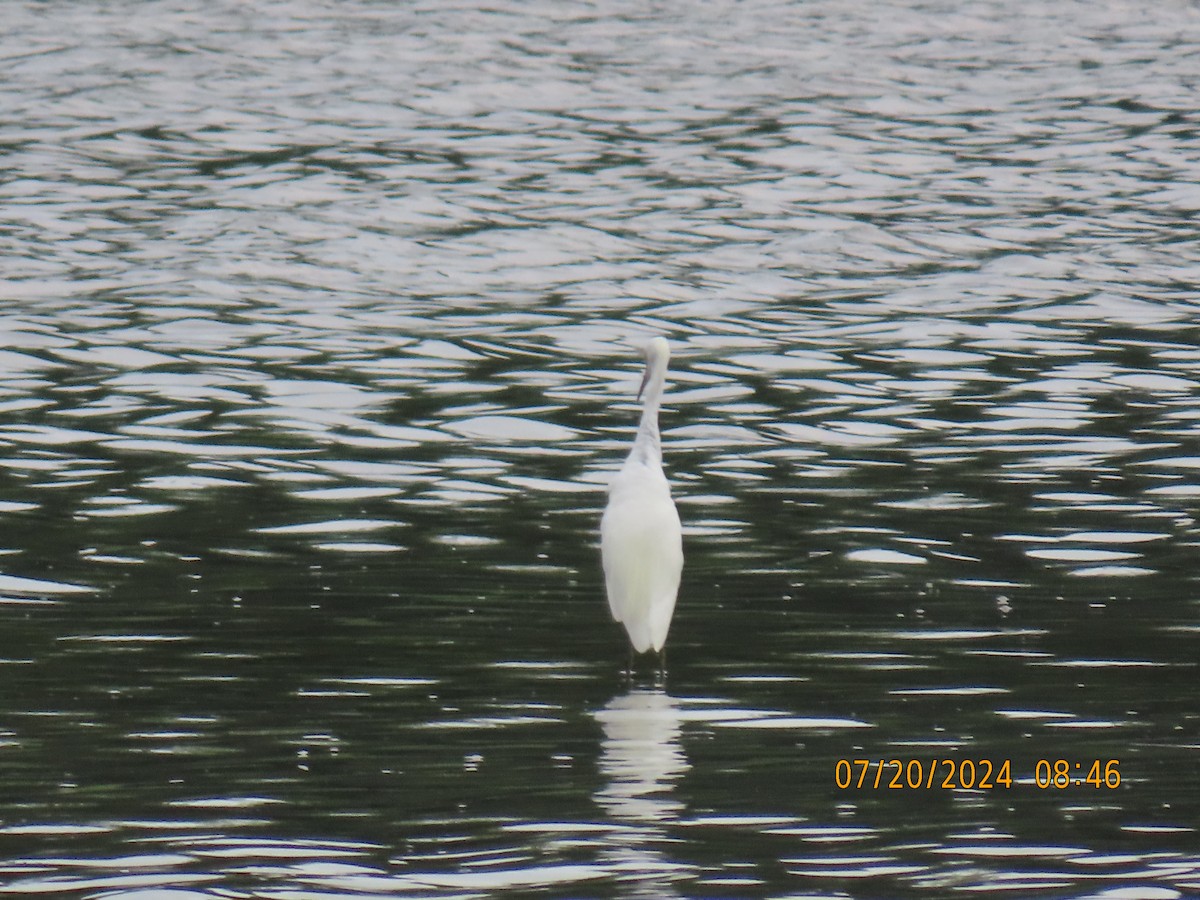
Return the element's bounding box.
[601,337,683,668]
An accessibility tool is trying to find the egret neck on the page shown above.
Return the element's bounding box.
[630,344,667,468]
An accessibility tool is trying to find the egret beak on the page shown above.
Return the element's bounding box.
[637,364,652,401]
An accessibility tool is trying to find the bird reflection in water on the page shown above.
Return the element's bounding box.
[593,688,692,897]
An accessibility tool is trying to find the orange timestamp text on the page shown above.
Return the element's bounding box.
[834,758,1121,790]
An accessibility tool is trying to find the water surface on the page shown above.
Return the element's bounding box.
[3,0,1200,897]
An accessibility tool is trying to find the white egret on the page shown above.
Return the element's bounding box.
[601,337,683,674]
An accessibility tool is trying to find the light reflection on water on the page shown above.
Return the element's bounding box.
[3,0,1200,896]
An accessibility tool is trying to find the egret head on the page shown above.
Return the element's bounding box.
[637,337,671,400]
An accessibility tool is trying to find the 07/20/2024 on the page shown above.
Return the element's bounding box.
[834,758,1121,790]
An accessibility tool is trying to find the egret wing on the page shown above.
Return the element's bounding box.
[601,469,683,653]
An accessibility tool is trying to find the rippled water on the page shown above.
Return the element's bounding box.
[3,0,1200,897]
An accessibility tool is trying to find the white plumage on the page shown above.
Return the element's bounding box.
[601,337,683,658]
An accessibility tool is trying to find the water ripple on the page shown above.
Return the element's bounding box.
[2,0,1200,897]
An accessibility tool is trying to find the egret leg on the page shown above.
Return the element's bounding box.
[624,643,634,680]
[656,647,667,683]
